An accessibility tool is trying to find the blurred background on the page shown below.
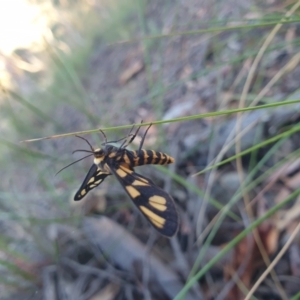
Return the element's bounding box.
[1,0,300,299]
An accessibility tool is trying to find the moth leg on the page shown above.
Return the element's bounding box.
[138,123,152,155]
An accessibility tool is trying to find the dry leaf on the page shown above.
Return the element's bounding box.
[224,223,278,300]
[119,60,144,84]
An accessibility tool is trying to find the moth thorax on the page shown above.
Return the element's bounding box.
[94,157,105,165]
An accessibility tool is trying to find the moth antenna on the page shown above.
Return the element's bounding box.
[55,154,93,176]
[72,149,94,154]
[75,135,94,151]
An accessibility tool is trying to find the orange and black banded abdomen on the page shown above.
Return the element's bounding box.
[121,149,174,167]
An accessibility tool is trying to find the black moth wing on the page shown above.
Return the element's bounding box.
[74,164,111,201]
[108,163,178,237]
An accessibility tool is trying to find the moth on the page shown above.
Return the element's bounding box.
[64,123,178,237]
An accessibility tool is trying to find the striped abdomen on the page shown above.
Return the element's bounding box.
[121,149,174,167]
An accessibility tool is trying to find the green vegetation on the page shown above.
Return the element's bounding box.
[1,0,300,299]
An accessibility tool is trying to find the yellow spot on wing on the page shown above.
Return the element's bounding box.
[132,180,149,186]
[116,168,128,178]
[120,164,133,172]
[138,177,148,183]
[126,186,141,198]
[89,184,96,188]
[88,177,95,184]
[150,218,164,229]
[94,180,102,185]
[140,206,166,227]
[149,202,167,211]
[81,189,86,196]
[149,195,166,205]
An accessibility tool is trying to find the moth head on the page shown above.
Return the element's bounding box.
[94,148,105,158]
